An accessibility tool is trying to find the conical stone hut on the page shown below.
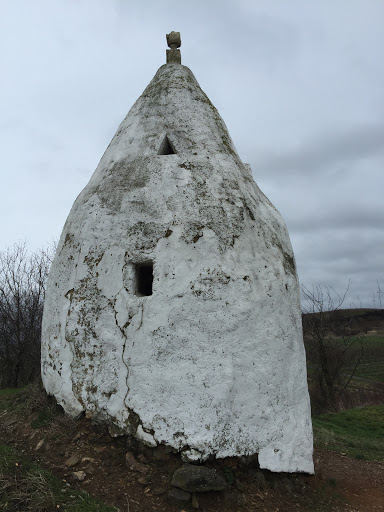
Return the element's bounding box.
[41,33,313,473]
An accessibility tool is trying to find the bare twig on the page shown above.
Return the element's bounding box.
[0,242,55,388]
[302,282,363,412]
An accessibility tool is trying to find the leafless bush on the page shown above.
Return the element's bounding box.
[340,384,384,409]
[0,242,55,389]
[302,283,363,412]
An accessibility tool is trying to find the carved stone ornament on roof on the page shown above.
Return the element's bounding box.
[166,31,181,64]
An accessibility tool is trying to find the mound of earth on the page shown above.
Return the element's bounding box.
[0,387,383,511]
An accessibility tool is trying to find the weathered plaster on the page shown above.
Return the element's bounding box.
[41,63,314,473]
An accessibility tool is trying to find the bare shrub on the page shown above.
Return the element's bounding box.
[302,283,364,412]
[0,242,55,389]
[337,384,384,410]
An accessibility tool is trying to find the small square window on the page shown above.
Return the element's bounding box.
[135,262,153,296]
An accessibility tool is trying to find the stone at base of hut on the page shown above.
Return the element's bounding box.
[172,465,227,492]
[137,475,149,486]
[72,471,86,482]
[152,444,174,461]
[65,454,81,468]
[191,493,199,509]
[168,487,191,505]
[125,451,149,473]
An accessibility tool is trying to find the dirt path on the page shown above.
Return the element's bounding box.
[313,450,384,512]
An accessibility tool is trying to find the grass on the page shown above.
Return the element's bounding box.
[360,334,384,348]
[0,388,25,411]
[313,404,384,461]
[0,384,63,428]
[0,443,117,512]
[306,334,384,383]
[0,388,25,398]
[353,334,384,382]
[354,363,384,383]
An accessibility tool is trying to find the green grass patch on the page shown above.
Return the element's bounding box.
[361,334,384,346]
[354,363,384,383]
[0,387,26,412]
[0,387,24,405]
[313,405,384,461]
[0,443,117,511]
[308,334,384,383]
[0,388,25,399]
[355,335,384,382]
[0,383,57,418]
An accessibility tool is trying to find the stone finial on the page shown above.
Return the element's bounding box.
[166,31,181,64]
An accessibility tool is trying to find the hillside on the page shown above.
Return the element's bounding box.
[302,308,384,336]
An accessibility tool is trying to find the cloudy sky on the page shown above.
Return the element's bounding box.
[1,0,383,308]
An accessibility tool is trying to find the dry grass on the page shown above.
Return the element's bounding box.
[0,445,118,511]
[0,387,117,512]
[0,450,56,511]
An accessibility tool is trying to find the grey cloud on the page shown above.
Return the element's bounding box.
[289,208,384,233]
[293,226,384,306]
[254,123,384,176]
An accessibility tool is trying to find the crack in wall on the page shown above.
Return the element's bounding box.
[107,285,132,426]
[110,284,146,430]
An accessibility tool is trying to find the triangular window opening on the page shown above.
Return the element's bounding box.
[158,135,176,155]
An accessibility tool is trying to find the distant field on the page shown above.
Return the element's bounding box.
[306,334,384,384]
[354,335,384,383]
[332,308,380,317]
[360,334,384,348]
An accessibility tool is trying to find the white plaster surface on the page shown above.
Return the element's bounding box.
[41,63,314,473]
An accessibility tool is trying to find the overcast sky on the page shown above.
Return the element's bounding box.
[1,0,383,308]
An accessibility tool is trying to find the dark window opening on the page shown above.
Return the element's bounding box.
[158,135,176,155]
[135,262,153,296]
